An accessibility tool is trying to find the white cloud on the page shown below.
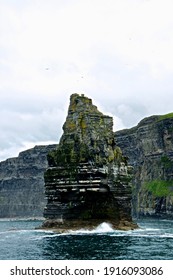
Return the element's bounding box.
[1,0,173,160]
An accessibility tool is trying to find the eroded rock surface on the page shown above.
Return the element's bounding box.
[0,145,56,218]
[115,114,173,217]
[42,94,136,230]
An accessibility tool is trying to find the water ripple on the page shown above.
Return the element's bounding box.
[0,219,173,259]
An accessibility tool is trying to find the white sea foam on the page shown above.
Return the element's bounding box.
[35,229,54,234]
[140,227,160,231]
[68,222,115,235]
[95,222,114,232]
[31,234,61,240]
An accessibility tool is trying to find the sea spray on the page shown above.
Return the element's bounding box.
[68,222,115,234]
[0,219,173,259]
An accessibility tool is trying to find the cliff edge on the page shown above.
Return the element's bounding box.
[115,113,173,217]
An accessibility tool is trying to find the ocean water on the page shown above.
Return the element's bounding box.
[0,218,173,260]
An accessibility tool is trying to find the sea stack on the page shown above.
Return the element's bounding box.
[42,94,137,231]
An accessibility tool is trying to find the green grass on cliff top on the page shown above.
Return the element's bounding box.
[158,112,173,121]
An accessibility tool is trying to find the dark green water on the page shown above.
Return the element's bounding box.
[0,218,173,259]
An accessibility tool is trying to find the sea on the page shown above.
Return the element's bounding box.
[0,218,173,260]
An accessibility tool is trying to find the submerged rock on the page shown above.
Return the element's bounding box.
[42,94,137,231]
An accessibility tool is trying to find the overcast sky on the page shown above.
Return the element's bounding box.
[1,0,173,161]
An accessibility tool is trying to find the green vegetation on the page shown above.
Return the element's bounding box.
[158,112,173,121]
[47,150,57,166]
[113,146,122,161]
[144,180,173,197]
[161,155,173,169]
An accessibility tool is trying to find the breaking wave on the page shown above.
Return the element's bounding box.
[0,218,173,259]
[68,222,114,234]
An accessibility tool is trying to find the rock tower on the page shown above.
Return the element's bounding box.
[42,94,136,230]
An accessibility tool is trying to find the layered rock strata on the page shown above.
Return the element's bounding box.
[0,144,56,218]
[1,105,173,220]
[115,114,173,217]
[43,94,136,230]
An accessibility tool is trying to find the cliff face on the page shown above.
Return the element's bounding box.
[115,114,173,218]
[2,96,173,221]
[0,144,56,218]
[43,94,136,230]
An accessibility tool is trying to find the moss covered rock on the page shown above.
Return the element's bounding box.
[43,93,136,231]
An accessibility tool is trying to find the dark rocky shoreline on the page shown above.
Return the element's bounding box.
[40,218,138,232]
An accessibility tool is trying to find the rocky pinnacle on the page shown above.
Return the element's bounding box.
[42,93,137,231]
